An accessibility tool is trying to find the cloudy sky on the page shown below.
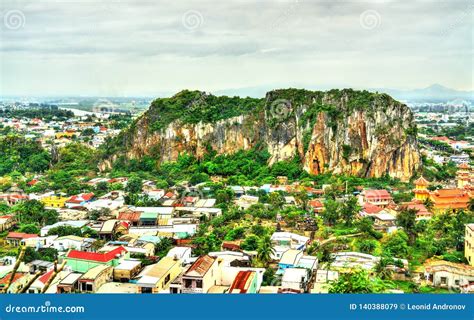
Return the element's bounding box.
[0,0,472,97]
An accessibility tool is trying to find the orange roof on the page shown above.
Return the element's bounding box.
[229,270,253,293]
[414,176,429,186]
[430,189,470,209]
[458,163,470,170]
[362,203,383,214]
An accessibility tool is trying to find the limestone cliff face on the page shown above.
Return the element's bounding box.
[101,89,421,181]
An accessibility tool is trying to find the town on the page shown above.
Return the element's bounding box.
[0,96,473,295]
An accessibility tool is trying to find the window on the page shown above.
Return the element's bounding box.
[196,280,203,288]
[164,274,171,285]
[141,287,152,294]
[440,277,447,285]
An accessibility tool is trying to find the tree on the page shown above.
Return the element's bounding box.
[382,231,410,258]
[268,192,285,210]
[374,257,394,280]
[241,235,260,251]
[356,239,377,254]
[340,196,361,226]
[328,268,387,293]
[18,224,40,235]
[396,208,418,245]
[126,176,142,193]
[155,238,173,257]
[11,200,58,226]
[322,199,340,225]
[257,235,275,265]
[47,226,82,237]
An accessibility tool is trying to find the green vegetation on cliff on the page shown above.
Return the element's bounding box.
[148,90,264,132]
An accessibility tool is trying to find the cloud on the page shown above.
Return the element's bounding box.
[0,0,472,96]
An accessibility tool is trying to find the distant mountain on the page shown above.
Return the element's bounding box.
[382,84,473,103]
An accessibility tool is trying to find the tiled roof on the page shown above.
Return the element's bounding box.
[118,211,141,222]
[38,270,54,284]
[364,190,392,200]
[414,176,429,186]
[6,232,37,239]
[67,192,94,204]
[66,246,126,262]
[362,203,383,214]
[185,255,215,277]
[229,270,253,293]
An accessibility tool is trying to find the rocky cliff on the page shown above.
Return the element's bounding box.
[101,89,421,181]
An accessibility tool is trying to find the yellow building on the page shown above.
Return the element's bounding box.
[55,131,75,139]
[457,163,472,189]
[136,257,183,293]
[465,224,474,266]
[41,195,69,208]
[413,176,430,201]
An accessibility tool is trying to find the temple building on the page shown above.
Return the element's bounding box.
[413,176,430,202]
[457,163,472,189]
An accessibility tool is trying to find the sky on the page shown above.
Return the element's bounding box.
[0,0,472,97]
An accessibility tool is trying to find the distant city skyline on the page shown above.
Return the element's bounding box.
[0,0,472,97]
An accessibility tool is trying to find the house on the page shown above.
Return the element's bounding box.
[281,268,309,293]
[331,252,408,273]
[136,257,183,293]
[270,232,310,259]
[144,189,165,201]
[98,219,119,240]
[117,211,141,226]
[41,195,69,208]
[51,235,93,252]
[28,269,56,293]
[134,207,174,226]
[180,255,221,293]
[359,202,384,216]
[419,259,474,292]
[65,246,128,273]
[166,247,193,265]
[56,272,82,293]
[308,199,324,214]
[5,232,38,247]
[278,249,303,271]
[65,192,95,209]
[78,265,113,293]
[465,224,474,266]
[372,213,397,232]
[0,215,15,232]
[400,202,432,220]
[228,270,259,294]
[28,260,54,274]
[359,189,393,207]
[236,195,259,210]
[113,259,142,282]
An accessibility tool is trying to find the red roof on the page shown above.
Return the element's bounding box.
[0,272,26,285]
[308,199,323,208]
[364,190,392,200]
[66,246,126,262]
[67,192,94,204]
[118,211,141,222]
[27,179,39,186]
[38,270,54,284]
[229,270,253,293]
[362,203,384,214]
[6,232,37,239]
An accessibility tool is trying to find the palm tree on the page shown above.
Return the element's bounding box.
[468,198,474,212]
[374,257,393,280]
[257,235,275,265]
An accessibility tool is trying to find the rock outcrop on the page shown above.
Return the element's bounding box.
[101,89,421,181]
